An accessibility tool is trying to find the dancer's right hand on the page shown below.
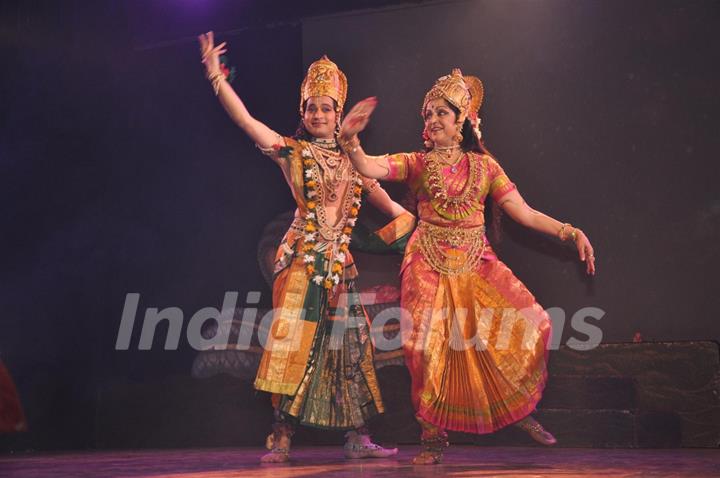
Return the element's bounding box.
[340,97,378,139]
[198,31,227,76]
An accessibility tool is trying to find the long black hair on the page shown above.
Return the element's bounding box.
[437,102,506,244]
[432,102,494,157]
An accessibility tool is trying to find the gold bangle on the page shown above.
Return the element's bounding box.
[558,223,572,241]
[570,228,581,243]
[207,70,225,96]
[338,135,360,154]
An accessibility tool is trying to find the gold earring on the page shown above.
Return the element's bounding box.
[453,121,463,143]
[422,129,433,148]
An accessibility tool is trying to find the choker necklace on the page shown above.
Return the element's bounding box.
[311,137,339,151]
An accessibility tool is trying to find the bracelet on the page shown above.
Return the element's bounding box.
[338,135,360,154]
[558,223,579,242]
[207,70,225,96]
[557,223,569,241]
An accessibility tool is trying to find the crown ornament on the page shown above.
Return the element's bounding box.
[422,68,484,125]
[299,55,348,115]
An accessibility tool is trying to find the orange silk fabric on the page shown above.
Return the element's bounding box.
[387,151,551,433]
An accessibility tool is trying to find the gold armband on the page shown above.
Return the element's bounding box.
[364,178,380,194]
[255,133,284,157]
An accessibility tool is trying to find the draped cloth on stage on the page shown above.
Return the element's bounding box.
[0,360,26,433]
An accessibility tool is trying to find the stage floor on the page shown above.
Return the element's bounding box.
[1,446,718,477]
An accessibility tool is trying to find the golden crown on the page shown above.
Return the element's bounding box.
[464,75,484,120]
[299,55,348,115]
[422,68,484,124]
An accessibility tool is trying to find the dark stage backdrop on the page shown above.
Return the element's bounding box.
[0,0,718,451]
[1,1,303,450]
[303,0,720,344]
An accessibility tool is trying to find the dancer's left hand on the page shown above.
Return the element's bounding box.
[340,97,378,138]
[198,31,227,76]
[575,231,596,275]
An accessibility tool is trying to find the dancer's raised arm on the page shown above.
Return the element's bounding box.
[198,31,280,152]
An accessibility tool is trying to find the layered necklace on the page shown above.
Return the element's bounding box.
[424,147,482,221]
[434,144,462,172]
[310,138,349,202]
[300,141,362,291]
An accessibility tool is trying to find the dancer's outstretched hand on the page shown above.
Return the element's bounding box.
[340,97,378,138]
[198,31,227,76]
[575,231,596,275]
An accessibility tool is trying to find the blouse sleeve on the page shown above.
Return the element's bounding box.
[383,152,417,182]
[487,155,517,201]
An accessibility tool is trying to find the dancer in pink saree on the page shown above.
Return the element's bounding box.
[338,69,596,464]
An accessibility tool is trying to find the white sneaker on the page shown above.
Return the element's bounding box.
[344,431,399,459]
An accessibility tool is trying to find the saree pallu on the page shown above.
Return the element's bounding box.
[401,235,551,435]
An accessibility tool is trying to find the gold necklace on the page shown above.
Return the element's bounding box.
[424,150,482,220]
[310,153,359,240]
[311,137,339,151]
[310,143,349,201]
[434,144,461,164]
[298,142,364,291]
[438,149,463,172]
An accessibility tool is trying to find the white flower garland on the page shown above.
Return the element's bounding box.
[299,147,363,290]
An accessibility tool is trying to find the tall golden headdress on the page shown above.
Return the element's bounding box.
[422,68,484,125]
[299,55,348,115]
[464,75,484,121]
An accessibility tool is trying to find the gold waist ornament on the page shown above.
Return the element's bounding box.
[290,217,344,243]
[417,221,486,275]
